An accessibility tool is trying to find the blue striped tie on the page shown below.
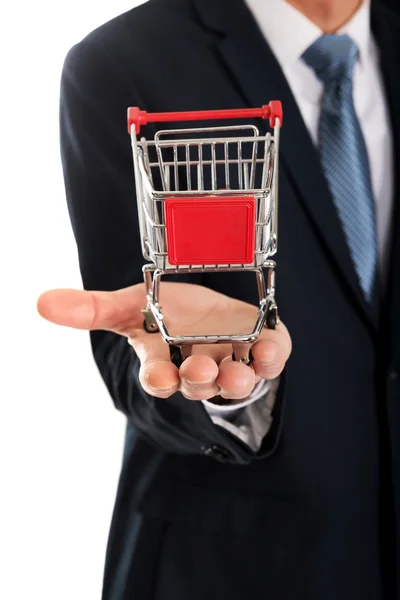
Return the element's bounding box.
[302,35,378,302]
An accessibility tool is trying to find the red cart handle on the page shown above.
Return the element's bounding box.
[127,102,282,134]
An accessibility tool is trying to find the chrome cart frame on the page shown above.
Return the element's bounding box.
[128,104,282,365]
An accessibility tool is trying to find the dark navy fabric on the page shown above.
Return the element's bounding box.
[59,1,400,598]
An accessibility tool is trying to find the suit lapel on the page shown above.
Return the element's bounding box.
[371,7,400,344]
[193,0,378,329]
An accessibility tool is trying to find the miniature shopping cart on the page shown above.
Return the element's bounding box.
[127,103,282,366]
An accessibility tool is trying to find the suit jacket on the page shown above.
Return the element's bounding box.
[379,0,400,16]
[60,1,400,598]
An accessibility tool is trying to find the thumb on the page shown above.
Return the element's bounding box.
[37,285,146,334]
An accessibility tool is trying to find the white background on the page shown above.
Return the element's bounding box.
[1,2,145,598]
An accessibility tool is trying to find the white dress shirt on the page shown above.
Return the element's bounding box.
[203,0,394,451]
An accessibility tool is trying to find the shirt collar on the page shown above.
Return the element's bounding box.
[244,0,372,69]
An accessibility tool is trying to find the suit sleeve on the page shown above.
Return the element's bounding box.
[59,38,285,464]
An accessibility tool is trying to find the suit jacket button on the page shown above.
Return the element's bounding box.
[202,444,232,462]
[388,370,398,383]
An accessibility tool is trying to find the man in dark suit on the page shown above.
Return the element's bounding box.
[37,0,400,598]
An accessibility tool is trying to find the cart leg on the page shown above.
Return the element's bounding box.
[151,268,162,305]
[232,267,278,364]
[266,301,279,330]
[255,266,268,301]
[232,342,253,365]
[141,264,159,333]
[169,344,192,368]
[258,266,279,330]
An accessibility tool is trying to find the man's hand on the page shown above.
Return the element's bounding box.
[37,283,291,402]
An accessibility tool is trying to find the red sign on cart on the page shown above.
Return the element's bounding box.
[165,196,256,265]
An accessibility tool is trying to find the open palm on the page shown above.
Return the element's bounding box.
[37,282,291,402]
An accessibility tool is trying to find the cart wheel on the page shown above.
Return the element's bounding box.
[266,304,278,330]
[231,347,254,366]
[169,345,184,368]
[141,307,159,334]
[143,319,159,334]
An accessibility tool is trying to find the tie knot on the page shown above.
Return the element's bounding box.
[302,34,359,85]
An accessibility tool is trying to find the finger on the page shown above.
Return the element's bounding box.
[128,332,180,399]
[37,286,146,333]
[139,359,180,398]
[179,355,220,401]
[217,357,256,400]
[252,323,292,380]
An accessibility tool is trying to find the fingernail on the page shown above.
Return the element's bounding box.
[219,389,245,401]
[259,348,277,365]
[183,377,215,387]
[147,384,177,393]
[144,375,177,393]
